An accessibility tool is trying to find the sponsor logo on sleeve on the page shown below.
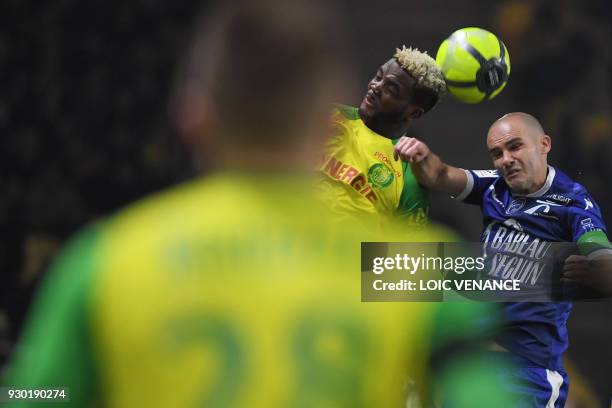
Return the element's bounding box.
[580,218,600,232]
[474,170,499,178]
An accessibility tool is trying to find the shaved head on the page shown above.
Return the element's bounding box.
[488,112,545,141]
[486,112,551,195]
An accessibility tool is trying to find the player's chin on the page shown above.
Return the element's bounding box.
[505,177,517,187]
[358,102,372,118]
[506,178,526,192]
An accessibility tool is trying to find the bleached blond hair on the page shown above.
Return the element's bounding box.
[394,46,446,96]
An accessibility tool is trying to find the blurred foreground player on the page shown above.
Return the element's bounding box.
[4,1,513,407]
[318,46,447,229]
[395,112,612,407]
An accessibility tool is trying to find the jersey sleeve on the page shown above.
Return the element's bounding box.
[3,225,102,407]
[567,192,612,258]
[323,106,354,154]
[453,169,499,205]
[396,161,429,224]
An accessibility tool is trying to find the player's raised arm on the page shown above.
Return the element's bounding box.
[393,136,467,196]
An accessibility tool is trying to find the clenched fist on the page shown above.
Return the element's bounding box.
[393,136,431,163]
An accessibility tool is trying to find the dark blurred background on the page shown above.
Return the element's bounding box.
[1,0,610,405]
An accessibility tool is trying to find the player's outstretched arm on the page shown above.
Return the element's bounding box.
[393,136,467,196]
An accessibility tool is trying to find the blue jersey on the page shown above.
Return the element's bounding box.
[456,166,611,371]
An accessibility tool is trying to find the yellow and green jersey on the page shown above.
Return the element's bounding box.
[318,105,429,229]
[5,173,513,408]
[3,173,435,407]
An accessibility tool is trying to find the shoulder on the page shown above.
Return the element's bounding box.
[40,221,106,299]
[454,169,502,202]
[551,167,585,193]
[550,167,595,208]
[466,169,503,188]
[100,175,259,255]
[333,104,359,120]
[329,104,359,139]
[109,176,229,226]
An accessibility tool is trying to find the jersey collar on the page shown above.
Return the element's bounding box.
[515,165,555,198]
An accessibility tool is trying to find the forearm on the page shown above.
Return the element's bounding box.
[411,152,446,188]
[412,154,467,196]
[393,137,467,196]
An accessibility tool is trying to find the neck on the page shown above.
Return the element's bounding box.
[359,112,409,140]
[528,166,549,194]
[513,166,549,196]
[213,141,319,173]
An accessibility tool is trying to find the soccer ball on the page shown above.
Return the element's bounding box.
[436,27,510,103]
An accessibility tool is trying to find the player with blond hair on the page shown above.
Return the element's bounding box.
[319,46,446,229]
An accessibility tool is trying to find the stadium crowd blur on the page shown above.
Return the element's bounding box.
[1,0,197,359]
[2,0,611,405]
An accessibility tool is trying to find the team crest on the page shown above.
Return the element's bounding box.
[506,198,526,214]
[367,163,394,189]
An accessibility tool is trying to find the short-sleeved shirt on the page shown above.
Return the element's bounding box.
[6,173,486,407]
[456,165,612,371]
[317,105,429,228]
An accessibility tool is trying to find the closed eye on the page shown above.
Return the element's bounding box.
[490,150,502,159]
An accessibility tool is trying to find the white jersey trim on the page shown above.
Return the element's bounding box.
[453,169,474,201]
[523,166,556,198]
[545,369,563,408]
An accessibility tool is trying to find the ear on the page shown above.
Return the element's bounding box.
[404,104,424,121]
[172,84,218,149]
[541,134,552,154]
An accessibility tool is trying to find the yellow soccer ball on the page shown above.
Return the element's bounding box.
[436,27,511,103]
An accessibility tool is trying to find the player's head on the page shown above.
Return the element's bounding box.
[487,112,551,195]
[358,46,446,126]
[174,0,349,169]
